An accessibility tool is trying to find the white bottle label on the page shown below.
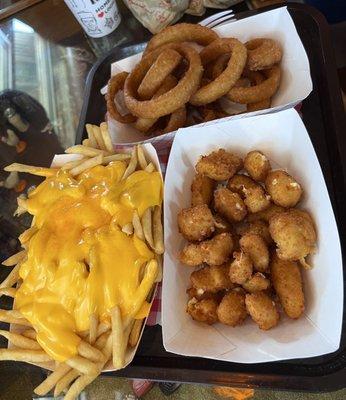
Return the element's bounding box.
[64,0,121,38]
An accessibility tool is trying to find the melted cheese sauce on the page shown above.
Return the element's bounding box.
[15,161,162,362]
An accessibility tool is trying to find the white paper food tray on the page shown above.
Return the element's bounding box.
[10,143,161,372]
[105,6,312,145]
[162,108,343,364]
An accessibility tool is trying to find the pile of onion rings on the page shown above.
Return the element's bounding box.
[105,23,283,137]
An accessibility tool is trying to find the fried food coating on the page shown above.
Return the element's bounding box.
[180,232,234,266]
[243,185,271,214]
[213,214,233,234]
[229,251,253,284]
[228,174,256,194]
[240,233,269,272]
[191,173,215,206]
[228,174,270,213]
[245,292,279,330]
[214,188,247,222]
[186,287,225,302]
[269,209,317,261]
[217,290,247,326]
[271,254,305,319]
[244,150,271,182]
[236,220,272,245]
[191,264,233,293]
[187,297,218,324]
[178,204,215,242]
[196,149,243,181]
[201,233,234,265]
[247,203,285,223]
[242,272,270,293]
[265,170,303,208]
[179,243,204,266]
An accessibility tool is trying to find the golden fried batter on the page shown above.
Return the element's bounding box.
[191,264,233,293]
[201,233,234,265]
[179,243,204,266]
[242,272,270,293]
[244,150,271,182]
[214,187,247,222]
[196,149,243,181]
[187,297,218,325]
[191,173,215,206]
[265,170,303,208]
[213,214,233,234]
[236,220,272,244]
[178,204,215,242]
[245,292,279,330]
[186,287,225,302]
[247,203,285,223]
[243,185,271,214]
[269,209,316,261]
[240,233,269,272]
[217,290,247,326]
[228,174,256,194]
[229,251,253,284]
[271,254,304,319]
[180,233,234,266]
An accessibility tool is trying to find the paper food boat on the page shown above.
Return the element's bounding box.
[162,108,343,363]
[106,6,312,145]
[10,143,161,372]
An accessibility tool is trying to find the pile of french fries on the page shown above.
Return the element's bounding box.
[0,122,164,399]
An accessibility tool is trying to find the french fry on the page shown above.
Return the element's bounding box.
[65,145,107,157]
[0,349,51,362]
[144,162,155,173]
[2,250,26,266]
[155,254,163,283]
[14,195,27,217]
[0,288,16,297]
[91,125,107,151]
[122,147,137,180]
[0,264,20,289]
[70,154,103,176]
[21,329,37,340]
[132,211,144,241]
[0,330,41,350]
[4,163,58,177]
[66,355,99,376]
[78,341,104,362]
[153,205,164,255]
[137,145,147,170]
[34,363,71,396]
[100,122,114,153]
[94,331,110,349]
[61,158,85,171]
[54,369,79,397]
[111,306,124,369]
[103,153,131,164]
[128,319,144,347]
[96,321,110,338]
[19,226,37,244]
[89,314,98,345]
[86,124,98,149]
[122,223,133,236]
[82,139,90,147]
[0,309,30,326]
[141,208,154,249]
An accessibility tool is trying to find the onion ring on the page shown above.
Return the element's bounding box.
[137,49,182,100]
[246,38,282,71]
[124,43,203,119]
[227,66,281,104]
[211,53,231,80]
[247,98,271,112]
[144,23,218,55]
[162,106,186,134]
[134,75,178,133]
[190,38,247,106]
[106,72,136,124]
